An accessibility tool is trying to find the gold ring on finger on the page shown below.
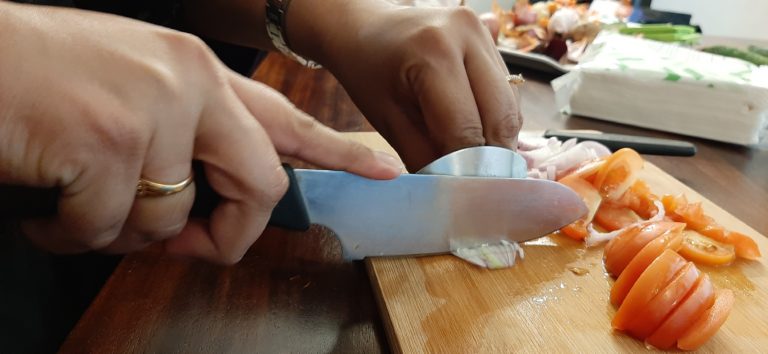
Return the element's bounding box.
[136,174,193,197]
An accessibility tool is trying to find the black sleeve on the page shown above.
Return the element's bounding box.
[12,0,185,29]
[9,0,266,76]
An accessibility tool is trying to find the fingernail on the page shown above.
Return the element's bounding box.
[374,151,404,171]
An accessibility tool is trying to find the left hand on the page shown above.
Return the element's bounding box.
[289,0,522,171]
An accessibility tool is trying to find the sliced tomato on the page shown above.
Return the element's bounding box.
[646,274,715,350]
[559,158,606,183]
[610,229,684,306]
[699,226,762,261]
[594,204,642,231]
[612,249,687,330]
[604,222,685,278]
[593,148,644,201]
[677,289,735,350]
[679,230,736,266]
[626,262,700,339]
[558,174,602,240]
[663,194,761,260]
[614,180,659,219]
[670,201,713,230]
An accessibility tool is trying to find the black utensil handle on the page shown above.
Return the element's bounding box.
[543,130,697,156]
[0,162,311,231]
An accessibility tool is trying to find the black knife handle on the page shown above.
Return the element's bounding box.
[543,130,697,156]
[0,162,311,231]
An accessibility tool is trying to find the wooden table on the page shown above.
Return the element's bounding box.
[58,53,768,353]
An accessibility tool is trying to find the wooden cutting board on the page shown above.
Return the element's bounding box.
[343,132,768,353]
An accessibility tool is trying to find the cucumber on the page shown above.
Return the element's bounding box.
[701,46,768,66]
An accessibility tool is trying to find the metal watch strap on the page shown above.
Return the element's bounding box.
[265,0,321,69]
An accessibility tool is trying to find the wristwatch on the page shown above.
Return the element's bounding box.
[265,0,321,68]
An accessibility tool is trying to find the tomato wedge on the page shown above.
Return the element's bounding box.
[646,274,715,350]
[610,230,684,306]
[699,226,761,261]
[593,148,644,200]
[604,222,685,278]
[663,194,761,260]
[677,289,735,350]
[662,194,713,230]
[679,230,736,266]
[558,174,602,240]
[614,180,659,219]
[626,262,700,339]
[594,204,642,231]
[612,249,687,330]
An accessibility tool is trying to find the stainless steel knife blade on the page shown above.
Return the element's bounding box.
[294,170,587,260]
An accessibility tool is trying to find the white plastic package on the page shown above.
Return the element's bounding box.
[552,33,768,147]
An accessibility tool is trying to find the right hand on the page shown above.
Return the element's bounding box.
[0,3,402,264]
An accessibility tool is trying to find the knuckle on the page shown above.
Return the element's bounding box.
[450,6,481,28]
[263,165,290,206]
[290,111,320,136]
[163,31,221,78]
[409,25,454,58]
[456,123,486,145]
[489,111,522,142]
[83,109,146,160]
[437,123,485,152]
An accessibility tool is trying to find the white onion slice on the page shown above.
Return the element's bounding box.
[519,137,612,181]
[452,240,525,269]
[584,200,666,247]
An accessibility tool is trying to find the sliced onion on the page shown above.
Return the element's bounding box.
[452,240,525,269]
[522,138,612,181]
[584,200,666,247]
[585,225,627,247]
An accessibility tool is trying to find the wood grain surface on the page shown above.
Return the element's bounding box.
[355,132,767,353]
[57,53,768,353]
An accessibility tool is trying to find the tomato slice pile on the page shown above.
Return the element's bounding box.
[554,147,758,350]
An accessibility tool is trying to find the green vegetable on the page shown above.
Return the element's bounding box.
[748,45,768,58]
[619,25,699,44]
[701,46,768,66]
[619,24,696,35]
[642,32,700,44]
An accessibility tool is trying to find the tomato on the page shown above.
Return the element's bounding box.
[699,226,761,261]
[663,195,713,230]
[558,174,602,240]
[646,274,715,350]
[677,289,735,350]
[604,222,685,278]
[594,204,642,231]
[593,148,644,200]
[612,250,687,330]
[625,262,700,339]
[614,180,659,219]
[610,229,684,306]
[663,194,761,260]
[726,231,761,260]
[679,230,736,266]
[559,159,606,182]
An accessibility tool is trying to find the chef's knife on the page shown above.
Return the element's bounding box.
[1,164,587,260]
